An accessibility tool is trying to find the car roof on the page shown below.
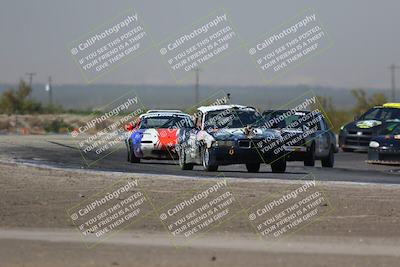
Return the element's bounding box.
[368,104,400,109]
[197,105,255,113]
[146,109,183,113]
[139,111,191,118]
[263,109,313,114]
[383,103,400,109]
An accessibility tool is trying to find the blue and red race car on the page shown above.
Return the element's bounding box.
[125,110,194,163]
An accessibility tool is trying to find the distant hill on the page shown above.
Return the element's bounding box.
[0,83,391,111]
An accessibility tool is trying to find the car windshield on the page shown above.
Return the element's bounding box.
[204,109,262,129]
[139,116,194,129]
[262,111,322,130]
[378,122,400,135]
[360,107,400,121]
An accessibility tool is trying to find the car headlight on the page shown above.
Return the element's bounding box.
[340,125,345,131]
[369,141,380,148]
[213,140,236,147]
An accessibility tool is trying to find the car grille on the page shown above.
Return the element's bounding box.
[345,130,373,147]
[238,140,250,148]
[238,139,261,148]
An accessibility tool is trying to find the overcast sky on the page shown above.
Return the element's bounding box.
[0,0,399,89]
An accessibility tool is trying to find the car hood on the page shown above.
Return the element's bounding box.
[345,120,382,130]
[208,127,280,140]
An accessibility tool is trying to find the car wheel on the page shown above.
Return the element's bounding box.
[304,143,315,166]
[342,147,354,152]
[179,148,194,170]
[321,146,334,168]
[127,141,140,163]
[202,147,218,172]
[246,163,260,173]
[271,157,286,173]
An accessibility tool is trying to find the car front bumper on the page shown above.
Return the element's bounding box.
[209,146,284,165]
[339,131,372,151]
[127,139,178,160]
[284,146,310,161]
[367,147,400,164]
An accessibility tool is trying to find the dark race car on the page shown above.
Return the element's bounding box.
[262,109,337,167]
[339,103,400,152]
[367,120,400,165]
[177,105,287,173]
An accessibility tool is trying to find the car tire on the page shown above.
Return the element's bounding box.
[127,141,140,163]
[179,148,194,170]
[342,147,354,152]
[321,146,334,168]
[246,163,260,173]
[304,143,315,167]
[271,157,286,173]
[202,147,218,172]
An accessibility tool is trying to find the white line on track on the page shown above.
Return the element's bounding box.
[1,158,400,189]
[0,228,399,257]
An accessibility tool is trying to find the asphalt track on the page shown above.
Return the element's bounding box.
[1,135,399,185]
[1,135,400,267]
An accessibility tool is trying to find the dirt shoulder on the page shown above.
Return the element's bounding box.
[1,161,400,267]
[0,161,399,238]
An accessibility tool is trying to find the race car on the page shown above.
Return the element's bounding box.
[177,105,286,173]
[262,109,338,167]
[339,103,400,152]
[367,120,400,164]
[125,110,194,163]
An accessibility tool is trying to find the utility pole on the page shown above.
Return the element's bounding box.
[389,64,399,102]
[193,67,201,104]
[25,72,36,99]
